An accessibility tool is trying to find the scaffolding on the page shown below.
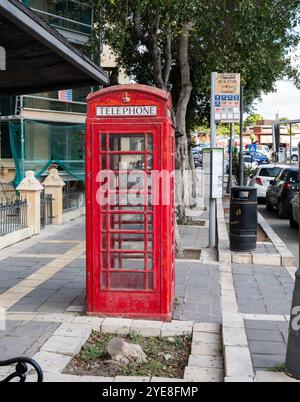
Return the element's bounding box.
[0,113,85,188]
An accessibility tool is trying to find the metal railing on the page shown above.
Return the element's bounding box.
[40,191,54,228]
[22,95,87,114]
[63,191,84,212]
[0,198,27,236]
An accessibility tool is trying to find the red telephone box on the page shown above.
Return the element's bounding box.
[86,84,175,321]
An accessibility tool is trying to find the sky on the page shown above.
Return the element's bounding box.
[253,80,300,120]
[252,42,300,120]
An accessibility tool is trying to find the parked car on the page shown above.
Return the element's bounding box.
[266,166,299,218]
[248,165,285,201]
[243,155,258,170]
[290,191,299,228]
[286,147,299,162]
[243,151,269,165]
[192,148,202,168]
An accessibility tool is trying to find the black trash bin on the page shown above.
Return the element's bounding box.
[230,187,257,252]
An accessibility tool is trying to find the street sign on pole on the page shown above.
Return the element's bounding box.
[209,72,217,248]
[214,73,241,123]
[248,144,257,153]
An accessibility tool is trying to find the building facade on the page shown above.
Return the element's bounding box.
[0,0,99,193]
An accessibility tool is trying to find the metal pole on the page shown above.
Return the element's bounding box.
[239,86,244,186]
[209,72,217,247]
[227,123,234,192]
[285,141,300,379]
[290,123,292,164]
[20,118,25,179]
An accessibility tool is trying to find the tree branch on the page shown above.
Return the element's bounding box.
[163,28,172,88]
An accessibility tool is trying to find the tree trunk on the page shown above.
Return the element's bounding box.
[175,21,193,224]
[174,21,193,257]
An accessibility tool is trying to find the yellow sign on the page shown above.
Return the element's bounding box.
[214,73,241,123]
[216,73,240,95]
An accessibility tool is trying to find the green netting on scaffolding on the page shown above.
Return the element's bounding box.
[9,120,85,187]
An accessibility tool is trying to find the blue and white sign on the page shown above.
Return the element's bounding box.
[248,144,257,153]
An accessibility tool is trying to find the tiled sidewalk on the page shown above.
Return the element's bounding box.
[232,263,294,373]
[0,216,221,380]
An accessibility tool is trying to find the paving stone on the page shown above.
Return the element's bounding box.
[80,376,115,382]
[252,354,286,370]
[222,313,244,328]
[232,254,252,264]
[191,343,222,356]
[101,318,133,335]
[54,322,92,339]
[252,254,281,266]
[72,316,104,330]
[161,320,193,337]
[223,327,248,347]
[246,329,285,343]
[184,367,223,382]
[150,377,187,382]
[33,351,72,373]
[114,376,150,382]
[41,373,80,382]
[225,346,254,378]
[193,323,220,333]
[248,340,286,355]
[0,335,36,359]
[255,371,300,382]
[225,376,253,382]
[41,335,86,356]
[188,355,223,369]
[131,320,162,337]
[193,332,221,345]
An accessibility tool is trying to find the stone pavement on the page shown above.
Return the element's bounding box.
[0,215,222,382]
[0,204,297,382]
[231,263,294,372]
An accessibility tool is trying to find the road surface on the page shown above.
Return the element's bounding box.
[258,204,299,267]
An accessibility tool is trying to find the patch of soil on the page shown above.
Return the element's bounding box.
[226,221,271,243]
[257,224,270,242]
[64,332,192,379]
[182,249,201,259]
[179,217,206,226]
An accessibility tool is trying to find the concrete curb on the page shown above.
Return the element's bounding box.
[216,199,294,267]
[0,227,33,251]
[258,213,295,266]
[220,269,255,383]
[32,317,224,382]
[216,199,231,264]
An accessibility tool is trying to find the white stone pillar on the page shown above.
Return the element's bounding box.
[43,168,65,225]
[16,171,43,235]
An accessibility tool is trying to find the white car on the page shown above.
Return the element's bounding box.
[243,155,258,170]
[248,164,285,200]
[290,191,299,228]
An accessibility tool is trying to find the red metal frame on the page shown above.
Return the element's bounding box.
[86,85,175,321]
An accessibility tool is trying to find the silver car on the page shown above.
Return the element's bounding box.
[290,191,299,228]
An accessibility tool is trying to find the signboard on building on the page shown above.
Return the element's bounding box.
[96,105,158,117]
[214,73,240,123]
[0,46,6,71]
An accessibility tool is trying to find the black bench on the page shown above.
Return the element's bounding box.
[0,357,43,382]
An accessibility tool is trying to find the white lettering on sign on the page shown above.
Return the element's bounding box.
[96,106,157,117]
